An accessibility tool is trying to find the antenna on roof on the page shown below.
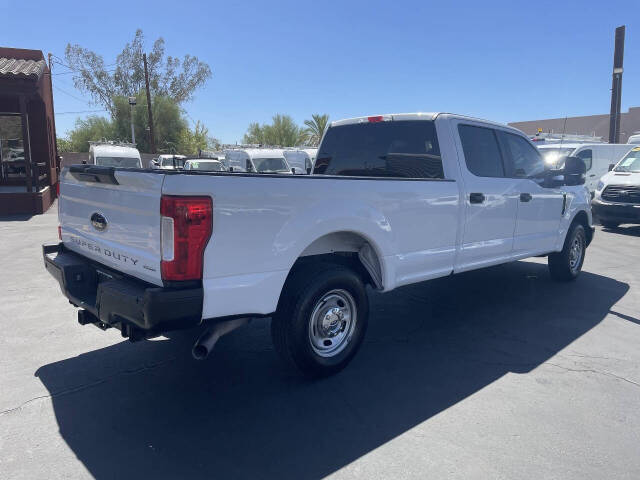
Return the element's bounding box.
[559,117,568,148]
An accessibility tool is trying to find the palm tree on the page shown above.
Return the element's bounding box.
[303,114,330,146]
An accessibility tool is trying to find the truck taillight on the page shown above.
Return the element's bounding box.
[160,195,213,282]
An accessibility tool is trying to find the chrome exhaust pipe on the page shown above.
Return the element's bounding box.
[192,317,250,360]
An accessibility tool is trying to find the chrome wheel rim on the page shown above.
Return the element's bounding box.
[569,232,584,273]
[308,289,357,357]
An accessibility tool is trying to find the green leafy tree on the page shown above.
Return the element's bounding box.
[65,29,212,114]
[243,122,265,144]
[303,114,330,146]
[112,92,187,153]
[242,114,305,147]
[177,121,214,155]
[56,137,72,153]
[67,116,116,152]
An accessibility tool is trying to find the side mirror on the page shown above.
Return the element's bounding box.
[306,167,312,175]
[82,160,87,165]
[563,156,586,186]
[608,163,615,172]
[291,167,296,174]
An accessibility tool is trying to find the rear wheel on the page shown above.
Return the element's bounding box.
[601,221,619,229]
[548,223,586,281]
[271,264,369,378]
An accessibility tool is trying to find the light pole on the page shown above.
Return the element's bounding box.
[128,96,137,145]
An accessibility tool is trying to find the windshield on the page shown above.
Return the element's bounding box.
[539,148,575,168]
[614,148,640,172]
[161,157,186,168]
[185,160,226,171]
[252,157,289,173]
[95,156,140,168]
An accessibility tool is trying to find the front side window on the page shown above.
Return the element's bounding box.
[576,149,592,170]
[458,125,504,177]
[499,132,545,178]
[314,120,443,178]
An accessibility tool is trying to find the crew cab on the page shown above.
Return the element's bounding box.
[592,146,640,227]
[43,113,593,377]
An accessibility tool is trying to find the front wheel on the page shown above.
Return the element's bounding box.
[548,223,586,281]
[271,264,369,378]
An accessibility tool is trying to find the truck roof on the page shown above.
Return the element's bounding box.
[230,148,286,159]
[538,143,632,150]
[90,144,140,158]
[330,112,518,131]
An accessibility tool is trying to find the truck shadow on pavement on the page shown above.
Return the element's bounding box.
[602,225,640,237]
[35,260,628,480]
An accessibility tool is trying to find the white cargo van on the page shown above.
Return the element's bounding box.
[89,144,142,169]
[283,148,317,174]
[538,143,633,193]
[592,146,640,227]
[224,148,292,173]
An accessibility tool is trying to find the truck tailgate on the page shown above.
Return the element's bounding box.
[59,167,164,286]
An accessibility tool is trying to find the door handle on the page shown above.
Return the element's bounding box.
[589,174,596,177]
[469,192,485,204]
[520,193,532,202]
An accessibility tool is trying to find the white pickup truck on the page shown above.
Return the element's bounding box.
[44,113,593,377]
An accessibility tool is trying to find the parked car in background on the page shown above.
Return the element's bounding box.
[592,146,640,227]
[45,112,593,378]
[151,154,186,170]
[183,158,227,172]
[225,148,292,173]
[89,143,142,169]
[538,143,633,193]
[283,148,318,174]
[627,133,640,145]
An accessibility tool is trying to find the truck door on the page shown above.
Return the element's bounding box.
[454,122,520,272]
[497,131,565,256]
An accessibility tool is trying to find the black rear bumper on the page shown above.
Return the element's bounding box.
[592,199,640,224]
[43,243,203,338]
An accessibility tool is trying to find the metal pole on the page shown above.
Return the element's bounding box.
[130,104,135,145]
[143,53,156,154]
[608,25,625,143]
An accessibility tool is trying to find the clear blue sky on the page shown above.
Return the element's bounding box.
[2,0,638,144]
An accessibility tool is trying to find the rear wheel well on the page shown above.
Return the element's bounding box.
[283,231,384,296]
[290,253,375,287]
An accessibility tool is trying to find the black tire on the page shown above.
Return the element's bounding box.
[601,221,619,229]
[271,263,369,378]
[548,223,586,281]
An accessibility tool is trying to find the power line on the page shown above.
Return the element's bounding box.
[53,85,90,103]
[56,109,108,115]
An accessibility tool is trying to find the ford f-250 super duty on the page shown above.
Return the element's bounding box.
[43,113,593,377]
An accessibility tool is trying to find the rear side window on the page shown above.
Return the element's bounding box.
[458,125,504,177]
[314,120,443,178]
